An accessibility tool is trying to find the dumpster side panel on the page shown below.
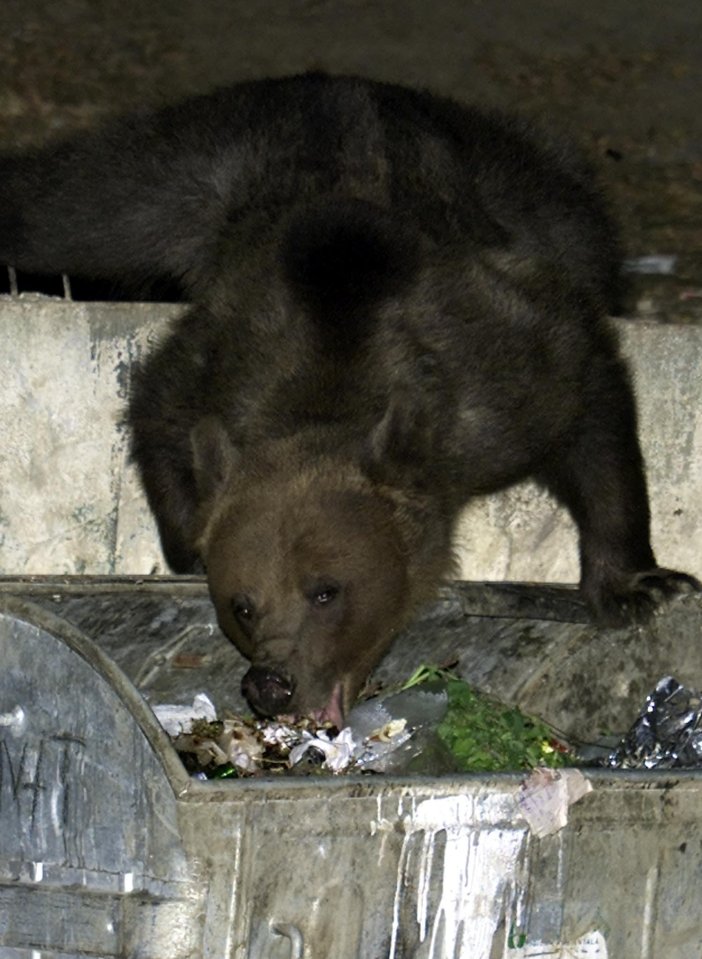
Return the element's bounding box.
[0,606,199,958]
[179,777,702,959]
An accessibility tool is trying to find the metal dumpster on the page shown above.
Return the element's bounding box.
[1,579,701,958]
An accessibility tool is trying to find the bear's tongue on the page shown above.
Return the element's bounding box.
[276,682,346,730]
[288,681,345,731]
[310,681,345,730]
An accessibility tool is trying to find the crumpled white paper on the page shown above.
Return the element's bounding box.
[151,692,217,738]
[518,767,593,838]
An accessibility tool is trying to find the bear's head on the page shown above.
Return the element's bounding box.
[191,419,435,726]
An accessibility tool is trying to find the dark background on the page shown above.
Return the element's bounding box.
[1,0,700,320]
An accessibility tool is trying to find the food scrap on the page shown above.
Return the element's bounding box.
[153,666,575,778]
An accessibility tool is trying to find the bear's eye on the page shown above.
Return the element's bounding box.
[231,595,255,623]
[309,582,341,608]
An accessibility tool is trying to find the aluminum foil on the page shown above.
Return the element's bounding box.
[607,676,702,769]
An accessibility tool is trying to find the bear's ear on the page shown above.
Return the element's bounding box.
[366,400,400,468]
[363,398,411,481]
[190,416,239,501]
[363,394,435,492]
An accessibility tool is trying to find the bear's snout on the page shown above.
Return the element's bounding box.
[241,666,295,717]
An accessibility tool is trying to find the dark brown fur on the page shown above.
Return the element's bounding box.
[0,73,697,722]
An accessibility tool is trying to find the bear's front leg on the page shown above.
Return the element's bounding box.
[537,347,699,625]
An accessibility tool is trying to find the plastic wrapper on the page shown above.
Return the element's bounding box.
[607,676,702,769]
[323,684,452,774]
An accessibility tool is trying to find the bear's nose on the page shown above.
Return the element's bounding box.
[241,666,295,716]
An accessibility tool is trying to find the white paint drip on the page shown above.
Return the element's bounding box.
[416,830,436,941]
[640,865,659,959]
[389,794,529,959]
[388,823,413,958]
[49,775,64,838]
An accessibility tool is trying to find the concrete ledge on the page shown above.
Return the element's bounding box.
[1,296,700,580]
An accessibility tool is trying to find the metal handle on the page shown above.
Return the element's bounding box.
[272,922,304,959]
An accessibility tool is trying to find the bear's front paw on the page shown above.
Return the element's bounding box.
[584,567,701,628]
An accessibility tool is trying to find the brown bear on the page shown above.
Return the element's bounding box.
[0,73,696,726]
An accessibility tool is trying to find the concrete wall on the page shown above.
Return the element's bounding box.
[1,296,700,581]
[0,298,167,575]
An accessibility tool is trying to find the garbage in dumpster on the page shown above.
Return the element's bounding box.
[416,666,571,773]
[606,676,702,769]
[163,668,702,779]
[158,666,573,778]
[152,692,217,736]
[518,767,593,838]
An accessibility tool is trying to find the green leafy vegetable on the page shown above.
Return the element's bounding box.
[402,665,570,772]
